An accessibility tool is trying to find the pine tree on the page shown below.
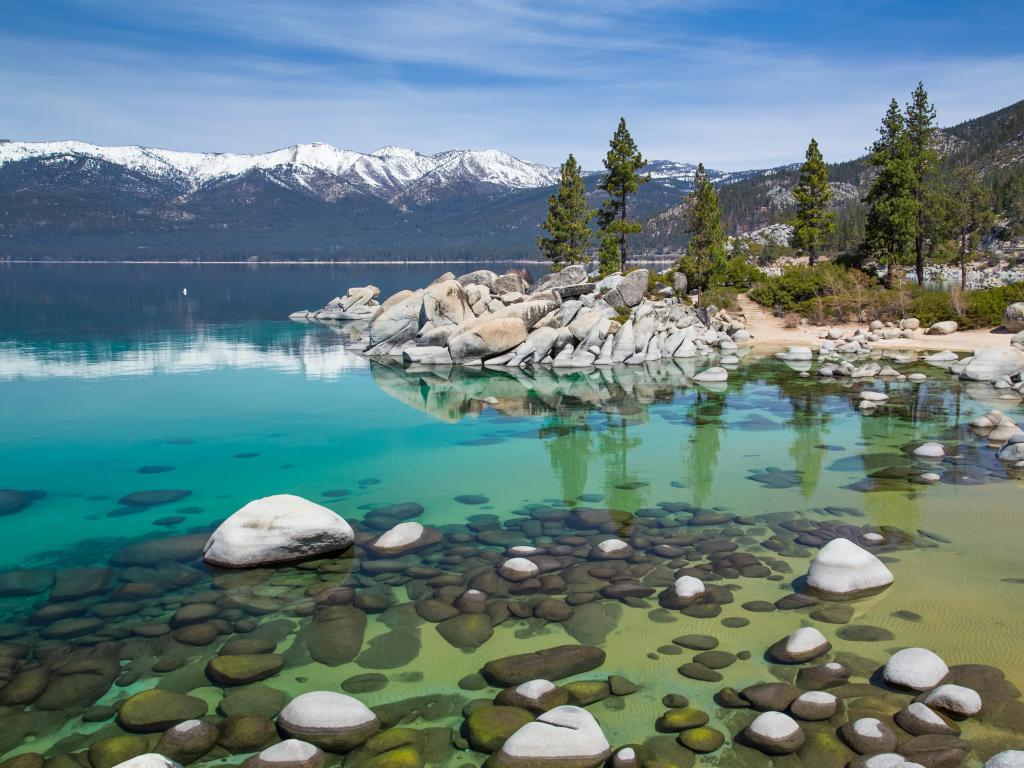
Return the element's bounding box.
[864,98,917,287]
[537,154,593,270]
[679,163,727,302]
[789,138,835,266]
[905,82,940,285]
[596,231,621,277]
[950,165,995,290]
[597,117,649,272]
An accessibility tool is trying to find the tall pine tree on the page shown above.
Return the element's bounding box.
[905,82,940,285]
[864,98,917,287]
[537,154,593,271]
[597,118,649,273]
[789,138,835,266]
[950,164,995,291]
[679,163,727,302]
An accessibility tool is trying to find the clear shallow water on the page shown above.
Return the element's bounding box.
[1,264,1024,766]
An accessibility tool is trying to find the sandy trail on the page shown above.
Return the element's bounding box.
[735,293,1014,353]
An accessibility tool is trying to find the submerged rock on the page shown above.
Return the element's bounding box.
[491,705,610,768]
[203,494,354,568]
[883,648,949,691]
[277,691,381,752]
[743,711,805,755]
[806,538,894,598]
[482,645,606,686]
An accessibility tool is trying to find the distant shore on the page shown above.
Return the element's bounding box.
[1,258,679,266]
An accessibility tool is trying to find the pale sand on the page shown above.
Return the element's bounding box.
[735,294,1015,353]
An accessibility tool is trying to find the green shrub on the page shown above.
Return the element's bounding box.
[709,257,762,289]
[699,287,739,311]
[965,284,1024,327]
[748,263,867,312]
[908,290,959,327]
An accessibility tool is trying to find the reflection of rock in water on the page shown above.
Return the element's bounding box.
[368,359,707,424]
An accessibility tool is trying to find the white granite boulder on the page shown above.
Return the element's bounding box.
[111,757,184,768]
[499,557,539,582]
[277,691,380,752]
[987,752,1024,768]
[769,626,831,664]
[789,690,838,721]
[806,538,894,598]
[743,711,805,755]
[883,648,949,691]
[923,684,982,716]
[960,347,1024,381]
[491,705,610,768]
[203,495,354,569]
[248,740,325,768]
[368,522,442,556]
[659,575,705,609]
[449,317,528,363]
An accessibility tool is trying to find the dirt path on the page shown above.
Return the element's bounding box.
[735,293,1014,353]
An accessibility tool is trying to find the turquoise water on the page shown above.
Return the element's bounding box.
[1,264,1024,767]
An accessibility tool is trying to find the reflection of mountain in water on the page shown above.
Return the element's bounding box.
[0,324,368,380]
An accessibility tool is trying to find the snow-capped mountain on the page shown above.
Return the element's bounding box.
[0,139,561,204]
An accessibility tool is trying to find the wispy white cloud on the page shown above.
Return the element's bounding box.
[1,0,1020,169]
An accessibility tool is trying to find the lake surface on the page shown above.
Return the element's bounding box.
[1,263,1023,767]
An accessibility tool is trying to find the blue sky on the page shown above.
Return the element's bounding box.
[2,0,1022,170]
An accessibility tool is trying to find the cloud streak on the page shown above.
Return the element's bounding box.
[1,0,1021,170]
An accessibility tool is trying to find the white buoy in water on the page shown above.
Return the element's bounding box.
[182,288,188,296]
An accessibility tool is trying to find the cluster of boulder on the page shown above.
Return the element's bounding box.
[291,266,750,371]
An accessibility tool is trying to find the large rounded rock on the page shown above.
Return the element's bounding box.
[840,717,898,754]
[895,703,959,736]
[368,522,441,556]
[960,347,1024,381]
[498,558,539,582]
[806,538,894,598]
[449,318,529,363]
[247,739,325,768]
[743,712,805,755]
[277,691,380,752]
[768,627,831,664]
[155,719,220,764]
[603,269,649,308]
[491,705,610,768]
[482,646,606,686]
[884,648,949,691]
[1003,303,1024,332]
[117,690,208,732]
[203,495,354,568]
[923,684,982,716]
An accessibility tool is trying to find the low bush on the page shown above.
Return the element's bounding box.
[699,287,739,311]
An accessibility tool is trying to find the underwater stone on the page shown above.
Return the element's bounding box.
[491,705,610,768]
[117,689,208,732]
[806,538,894,598]
[247,739,325,768]
[277,691,381,752]
[482,645,605,686]
[768,626,831,664]
[884,648,949,691]
[743,712,805,755]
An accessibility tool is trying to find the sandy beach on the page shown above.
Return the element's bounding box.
[736,294,1015,353]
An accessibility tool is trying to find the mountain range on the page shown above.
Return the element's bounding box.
[2,98,1021,261]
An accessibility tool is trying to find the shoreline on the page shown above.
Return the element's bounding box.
[0,258,679,266]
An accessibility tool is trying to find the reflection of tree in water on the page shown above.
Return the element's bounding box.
[778,380,833,499]
[686,390,725,507]
[598,414,643,500]
[543,415,596,502]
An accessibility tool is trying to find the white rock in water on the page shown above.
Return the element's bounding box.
[500,557,539,581]
[912,442,945,458]
[249,739,325,768]
[786,627,829,655]
[987,751,1024,768]
[860,390,889,402]
[515,679,556,699]
[857,753,921,768]
[111,757,184,768]
[673,575,705,600]
[790,690,838,720]
[960,347,1024,381]
[909,373,927,381]
[277,691,380,751]
[775,346,813,361]
[203,495,354,569]
[806,538,894,597]
[744,711,805,755]
[493,705,610,768]
[924,350,958,364]
[884,648,949,691]
[693,366,728,382]
[924,684,982,716]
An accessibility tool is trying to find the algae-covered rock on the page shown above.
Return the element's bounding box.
[482,645,605,686]
[207,654,285,685]
[154,719,220,764]
[88,735,151,768]
[218,715,279,753]
[117,689,208,732]
[466,705,533,753]
[676,726,724,753]
[436,613,493,650]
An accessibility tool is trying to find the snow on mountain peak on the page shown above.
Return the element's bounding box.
[0,139,562,200]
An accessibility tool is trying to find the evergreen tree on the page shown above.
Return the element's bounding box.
[789,138,835,266]
[905,82,940,285]
[597,117,650,272]
[864,98,917,287]
[679,163,727,302]
[596,232,621,277]
[950,165,995,290]
[537,154,593,270]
